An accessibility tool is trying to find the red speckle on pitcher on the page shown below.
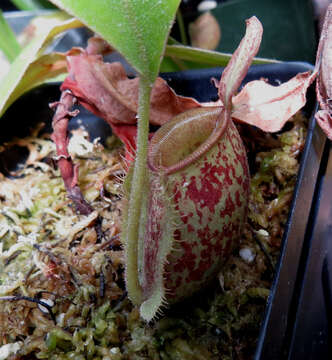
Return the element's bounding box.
[157,119,249,302]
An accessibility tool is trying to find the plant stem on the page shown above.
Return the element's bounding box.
[0,10,21,62]
[176,9,188,45]
[125,76,152,304]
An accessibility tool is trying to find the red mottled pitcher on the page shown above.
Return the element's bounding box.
[125,17,262,321]
[141,108,249,317]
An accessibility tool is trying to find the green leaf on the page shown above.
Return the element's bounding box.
[10,0,56,10]
[160,57,182,72]
[165,44,279,68]
[49,0,181,82]
[0,12,81,117]
[4,52,67,113]
[0,10,21,62]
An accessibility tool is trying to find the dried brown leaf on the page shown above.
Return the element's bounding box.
[61,54,200,127]
[231,71,316,132]
[218,17,263,110]
[315,4,332,139]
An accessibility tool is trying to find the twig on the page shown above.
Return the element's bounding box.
[50,90,93,215]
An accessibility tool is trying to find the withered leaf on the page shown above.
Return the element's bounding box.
[61,53,200,127]
[218,17,263,110]
[231,71,316,132]
[60,16,320,153]
[315,4,332,139]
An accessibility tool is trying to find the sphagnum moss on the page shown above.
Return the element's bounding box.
[0,110,306,359]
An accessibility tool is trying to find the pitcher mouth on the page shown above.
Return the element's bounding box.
[148,107,228,175]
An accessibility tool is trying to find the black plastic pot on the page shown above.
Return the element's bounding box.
[0,62,326,359]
